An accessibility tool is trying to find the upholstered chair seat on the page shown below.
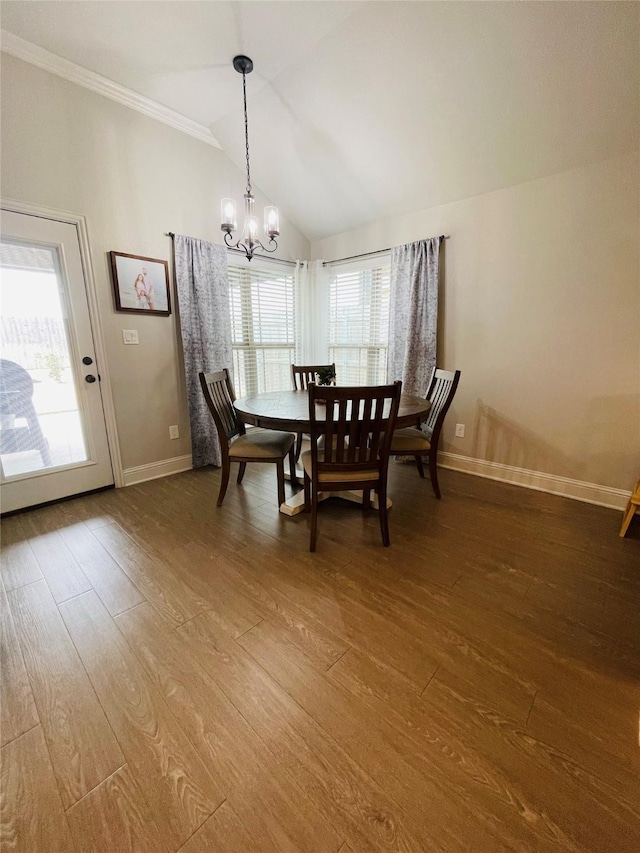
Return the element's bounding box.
[389,427,431,452]
[230,429,295,458]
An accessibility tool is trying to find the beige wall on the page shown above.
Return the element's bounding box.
[1,55,310,473]
[2,54,638,494]
[312,154,640,492]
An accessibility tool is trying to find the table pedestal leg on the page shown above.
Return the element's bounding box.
[279,487,391,517]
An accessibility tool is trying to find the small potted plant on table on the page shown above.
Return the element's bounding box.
[314,366,336,405]
[315,366,336,387]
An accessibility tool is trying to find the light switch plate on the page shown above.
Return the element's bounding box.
[455,423,465,438]
[122,330,139,345]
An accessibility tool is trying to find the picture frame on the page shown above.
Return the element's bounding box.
[109,251,171,316]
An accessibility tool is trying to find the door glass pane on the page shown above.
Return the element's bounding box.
[0,241,88,479]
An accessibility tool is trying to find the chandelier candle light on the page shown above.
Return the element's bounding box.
[221,55,280,261]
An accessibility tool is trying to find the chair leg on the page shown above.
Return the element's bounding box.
[362,488,371,509]
[619,499,638,537]
[288,444,298,486]
[217,457,231,506]
[378,484,390,546]
[310,488,319,552]
[428,450,441,499]
[236,461,247,484]
[303,472,311,510]
[276,460,285,508]
[415,454,425,478]
[294,433,303,462]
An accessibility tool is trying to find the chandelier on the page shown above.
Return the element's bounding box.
[221,55,279,261]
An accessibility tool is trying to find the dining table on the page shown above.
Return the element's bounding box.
[234,388,432,515]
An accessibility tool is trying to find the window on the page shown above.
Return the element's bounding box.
[327,259,390,385]
[228,262,296,398]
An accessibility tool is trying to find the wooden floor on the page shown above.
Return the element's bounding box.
[1,463,639,852]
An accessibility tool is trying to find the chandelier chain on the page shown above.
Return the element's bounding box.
[242,70,252,196]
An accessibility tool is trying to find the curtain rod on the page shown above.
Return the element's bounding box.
[322,235,449,266]
[165,233,298,268]
[165,233,449,268]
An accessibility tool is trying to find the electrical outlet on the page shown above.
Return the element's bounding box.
[455,423,465,438]
[122,330,139,345]
[169,425,179,440]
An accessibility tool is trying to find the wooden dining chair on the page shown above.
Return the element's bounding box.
[291,363,336,391]
[302,381,402,552]
[291,362,337,460]
[390,367,461,498]
[199,369,297,508]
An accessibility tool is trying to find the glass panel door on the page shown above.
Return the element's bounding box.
[0,210,113,512]
[1,242,89,477]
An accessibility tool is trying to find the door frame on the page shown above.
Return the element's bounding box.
[1,198,124,487]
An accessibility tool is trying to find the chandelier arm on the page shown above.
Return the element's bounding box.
[258,238,278,254]
[224,236,279,262]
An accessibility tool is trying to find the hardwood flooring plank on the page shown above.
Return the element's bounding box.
[238,618,553,853]
[0,579,39,747]
[59,590,223,850]
[178,610,435,853]
[526,695,640,799]
[0,517,43,590]
[18,509,92,604]
[91,522,209,627]
[234,544,435,685]
[7,580,124,807]
[53,516,145,616]
[192,545,351,667]
[46,492,116,530]
[118,530,267,640]
[1,466,638,853]
[66,764,168,853]
[0,726,76,852]
[177,801,262,853]
[115,601,341,853]
[423,676,640,852]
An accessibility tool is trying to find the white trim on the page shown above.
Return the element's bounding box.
[122,455,192,487]
[1,31,221,149]
[0,197,125,488]
[438,452,629,511]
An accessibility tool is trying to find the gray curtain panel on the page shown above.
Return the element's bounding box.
[387,237,440,397]
[174,234,232,468]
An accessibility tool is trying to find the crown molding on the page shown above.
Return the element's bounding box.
[1,30,221,149]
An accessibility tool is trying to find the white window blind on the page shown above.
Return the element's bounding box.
[228,262,296,398]
[327,258,391,386]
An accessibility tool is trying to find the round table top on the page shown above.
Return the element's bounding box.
[234,389,431,433]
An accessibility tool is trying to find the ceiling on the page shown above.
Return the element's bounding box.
[2,1,638,242]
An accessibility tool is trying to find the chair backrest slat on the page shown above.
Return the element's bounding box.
[199,369,243,449]
[291,363,336,391]
[423,367,461,439]
[308,382,402,478]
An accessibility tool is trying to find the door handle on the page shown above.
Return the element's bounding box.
[85,374,97,383]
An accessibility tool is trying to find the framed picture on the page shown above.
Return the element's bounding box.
[109,251,171,316]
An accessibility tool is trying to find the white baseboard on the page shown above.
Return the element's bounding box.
[122,455,192,487]
[438,452,629,511]
[120,451,629,511]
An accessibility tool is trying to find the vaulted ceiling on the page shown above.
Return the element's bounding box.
[2,1,638,241]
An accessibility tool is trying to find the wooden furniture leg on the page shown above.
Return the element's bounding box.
[619,476,640,537]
